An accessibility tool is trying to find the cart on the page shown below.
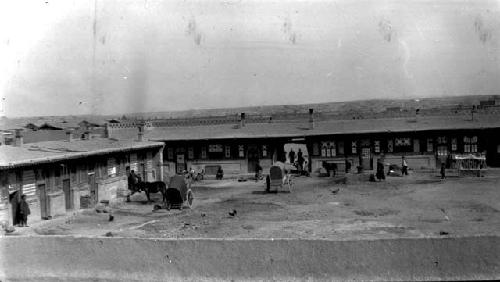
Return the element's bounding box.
[166,175,194,209]
[453,154,487,177]
[268,164,293,193]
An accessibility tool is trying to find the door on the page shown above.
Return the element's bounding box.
[413,139,420,153]
[361,147,371,170]
[38,184,49,219]
[176,154,186,174]
[247,145,259,173]
[63,179,72,210]
[88,173,97,206]
[140,163,146,181]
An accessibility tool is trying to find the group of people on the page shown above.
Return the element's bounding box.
[375,156,409,181]
[288,148,307,172]
[9,192,31,227]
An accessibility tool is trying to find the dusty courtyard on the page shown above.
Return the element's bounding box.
[15,171,500,240]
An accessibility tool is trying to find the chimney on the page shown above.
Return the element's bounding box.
[104,123,110,138]
[137,124,144,142]
[66,129,74,142]
[14,129,23,147]
[240,113,246,127]
[309,108,314,129]
[81,131,91,140]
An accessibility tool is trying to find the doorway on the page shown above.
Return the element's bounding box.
[247,145,260,173]
[283,143,309,171]
[88,173,97,206]
[360,147,372,170]
[38,184,49,219]
[63,179,72,210]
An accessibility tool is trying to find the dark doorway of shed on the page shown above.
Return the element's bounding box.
[9,191,20,226]
[38,184,49,219]
[247,145,260,173]
[88,173,97,206]
[63,179,72,210]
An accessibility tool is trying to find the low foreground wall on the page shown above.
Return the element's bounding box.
[1,236,499,281]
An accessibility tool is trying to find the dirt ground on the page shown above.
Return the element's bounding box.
[15,171,500,240]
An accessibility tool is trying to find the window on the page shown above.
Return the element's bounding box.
[312,143,320,156]
[464,136,478,153]
[387,140,394,153]
[413,139,420,153]
[427,138,433,152]
[338,141,344,155]
[238,145,245,157]
[437,145,448,156]
[321,142,328,157]
[78,165,87,184]
[209,144,223,153]
[70,165,77,182]
[374,140,380,153]
[437,136,447,144]
[351,141,357,154]
[188,147,194,159]
[395,138,411,147]
[329,142,336,157]
[167,148,174,160]
[320,141,335,157]
[225,145,231,158]
[451,138,457,151]
[262,145,267,157]
[107,158,117,177]
[201,147,207,159]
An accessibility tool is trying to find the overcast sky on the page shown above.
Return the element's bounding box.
[1,0,499,117]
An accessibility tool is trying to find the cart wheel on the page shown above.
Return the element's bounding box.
[186,190,194,208]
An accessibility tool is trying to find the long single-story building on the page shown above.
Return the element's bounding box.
[0,130,164,226]
[108,110,500,178]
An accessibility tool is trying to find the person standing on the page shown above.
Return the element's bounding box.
[376,158,385,181]
[297,149,304,172]
[440,163,446,179]
[401,156,408,176]
[288,149,296,165]
[19,195,30,227]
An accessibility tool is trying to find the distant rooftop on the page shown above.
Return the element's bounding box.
[0,138,164,169]
[136,115,500,142]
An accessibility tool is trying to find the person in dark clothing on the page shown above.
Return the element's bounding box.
[255,163,263,181]
[440,163,446,179]
[401,156,409,176]
[376,159,385,181]
[19,195,30,227]
[345,159,351,173]
[216,166,224,180]
[297,149,304,172]
[288,149,295,165]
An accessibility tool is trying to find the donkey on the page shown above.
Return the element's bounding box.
[128,179,167,204]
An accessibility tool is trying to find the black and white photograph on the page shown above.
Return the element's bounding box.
[1,0,500,281]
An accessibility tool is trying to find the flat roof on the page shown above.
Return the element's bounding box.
[144,115,500,142]
[0,138,164,169]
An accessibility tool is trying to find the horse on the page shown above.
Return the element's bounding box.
[128,180,167,204]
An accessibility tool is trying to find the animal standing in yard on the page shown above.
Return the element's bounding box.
[128,180,168,204]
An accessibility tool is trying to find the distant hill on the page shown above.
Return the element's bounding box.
[122,95,497,119]
[1,95,498,130]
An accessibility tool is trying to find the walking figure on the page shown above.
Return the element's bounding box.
[376,158,385,181]
[288,149,296,165]
[19,195,30,227]
[401,156,409,176]
[440,163,446,179]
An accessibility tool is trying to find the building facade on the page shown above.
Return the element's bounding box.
[107,112,500,177]
[0,134,164,227]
